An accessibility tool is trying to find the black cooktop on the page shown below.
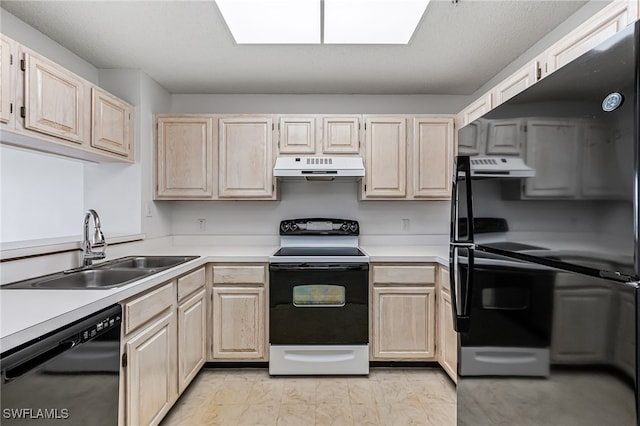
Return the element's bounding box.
[272,247,367,257]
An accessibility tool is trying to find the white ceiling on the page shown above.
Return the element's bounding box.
[1,0,590,95]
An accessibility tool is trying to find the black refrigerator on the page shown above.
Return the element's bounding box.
[450,21,639,425]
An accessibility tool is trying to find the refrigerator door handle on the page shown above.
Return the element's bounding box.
[449,245,474,332]
[450,156,474,243]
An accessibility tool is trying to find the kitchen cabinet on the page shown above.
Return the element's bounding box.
[122,282,178,426]
[457,92,492,128]
[177,268,206,394]
[456,94,492,156]
[371,264,436,360]
[218,116,276,199]
[523,119,580,198]
[210,264,267,361]
[485,118,523,155]
[91,87,133,158]
[362,116,407,198]
[0,34,13,125]
[492,60,540,107]
[544,0,637,77]
[437,266,457,383]
[0,37,134,163]
[23,49,87,144]
[156,115,215,199]
[277,114,360,155]
[412,116,454,199]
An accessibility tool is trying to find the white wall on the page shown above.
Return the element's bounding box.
[0,146,84,242]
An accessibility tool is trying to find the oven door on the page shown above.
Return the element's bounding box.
[269,263,369,345]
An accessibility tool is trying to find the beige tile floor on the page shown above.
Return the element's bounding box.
[161,367,456,426]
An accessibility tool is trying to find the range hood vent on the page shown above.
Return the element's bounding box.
[274,156,365,181]
[470,157,535,178]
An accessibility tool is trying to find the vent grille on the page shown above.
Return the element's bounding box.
[306,157,333,165]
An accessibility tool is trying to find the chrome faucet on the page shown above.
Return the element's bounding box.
[82,209,106,267]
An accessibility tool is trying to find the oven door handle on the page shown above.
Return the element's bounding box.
[449,245,473,332]
[269,264,368,271]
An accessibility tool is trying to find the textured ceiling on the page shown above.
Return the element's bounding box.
[1,0,590,95]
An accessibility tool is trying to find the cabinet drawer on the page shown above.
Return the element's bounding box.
[124,281,175,335]
[212,265,265,284]
[373,265,435,285]
[177,268,205,301]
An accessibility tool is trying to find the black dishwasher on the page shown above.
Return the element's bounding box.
[1,305,122,425]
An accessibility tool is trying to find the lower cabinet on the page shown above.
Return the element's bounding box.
[120,267,206,426]
[370,264,436,360]
[437,266,457,383]
[210,264,267,361]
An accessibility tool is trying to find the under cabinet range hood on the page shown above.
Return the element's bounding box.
[274,156,365,181]
[469,156,535,178]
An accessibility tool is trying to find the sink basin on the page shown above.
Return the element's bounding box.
[1,255,199,290]
[32,269,151,289]
[99,256,198,270]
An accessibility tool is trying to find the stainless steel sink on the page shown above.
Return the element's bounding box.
[98,256,197,270]
[1,255,199,290]
[32,269,151,289]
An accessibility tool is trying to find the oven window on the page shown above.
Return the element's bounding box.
[293,285,345,307]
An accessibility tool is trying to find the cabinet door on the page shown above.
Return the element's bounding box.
[279,116,316,154]
[551,288,611,363]
[125,311,177,426]
[212,286,266,360]
[523,120,580,198]
[322,115,360,154]
[0,35,12,124]
[438,267,457,382]
[24,51,86,144]
[178,289,206,394]
[493,60,539,107]
[372,286,436,360]
[412,117,453,198]
[156,116,214,199]
[580,123,628,199]
[486,119,523,155]
[363,116,406,198]
[545,1,634,76]
[91,87,132,158]
[218,117,274,198]
[459,93,492,126]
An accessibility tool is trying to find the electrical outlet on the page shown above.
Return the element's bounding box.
[197,219,206,232]
[401,218,410,232]
[145,202,152,217]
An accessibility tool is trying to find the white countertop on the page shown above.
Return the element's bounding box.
[0,243,448,353]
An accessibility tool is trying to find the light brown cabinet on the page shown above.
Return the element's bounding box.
[156,115,215,199]
[91,87,133,158]
[363,116,407,198]
[492,60,540,107]
[371,264,437,360]
[0,35,13,125]
[218,116,275,199]
[437,267,457,382]
[177,269,206,394]
[210,264,267,361]
[121,282,178,426]
[457,93,492,129]
[412,117,454,199]
[0,37,134,162]
[277,114,360,155]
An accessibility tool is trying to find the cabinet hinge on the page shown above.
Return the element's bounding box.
[536,67,542,80]
[121,352,128,368]
[272,184,275,192]
[272,123,274,131]
[364,184,367,191]
[523,125,527,133]
[9,103,13,114]
[9,54,13,65]
[20,106,25,118]
[20,59,25,71]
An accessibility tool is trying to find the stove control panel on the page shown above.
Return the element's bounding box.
[279,218,359,235]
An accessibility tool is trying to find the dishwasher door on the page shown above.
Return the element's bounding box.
[1,305,122,426]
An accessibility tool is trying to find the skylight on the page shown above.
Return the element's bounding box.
[215,0,430,45]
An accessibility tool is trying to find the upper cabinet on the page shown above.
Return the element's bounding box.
[277,114,360,155]
[156,115,215,199]
[544,0,638,77]
[0,35,13,125]
[492,59,540,107]
[23,51,87,144]
[362,115,454,200]
[363,116,407,198]
[218,116,276,199]
[457,92,492,128]
[0,36,134,163]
